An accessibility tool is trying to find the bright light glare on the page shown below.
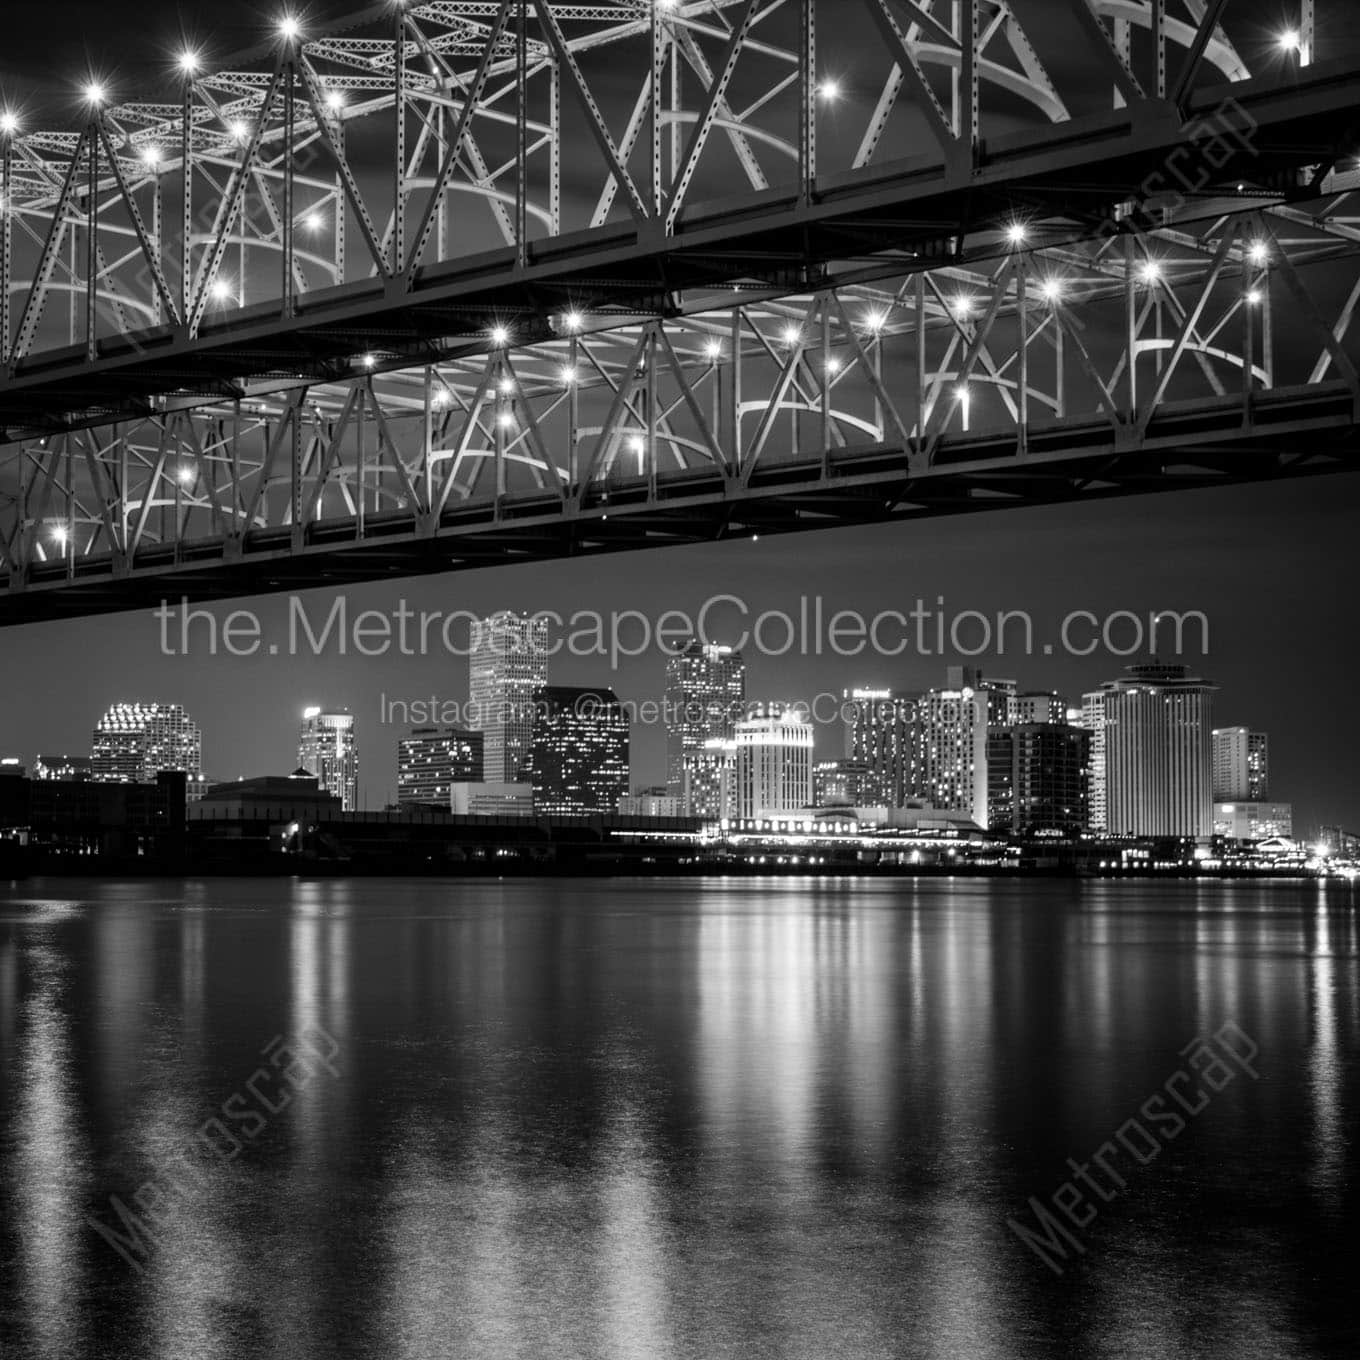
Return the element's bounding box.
[563,310,584,333]
[51,525,68,545]
[178,51,200,75]
[782,324,801,345]
[362,353,376,369]
[1139,261,1161,284]
[325,90,345,111]
[497,412,514,429]
[490,325,509,346]
[229,120,249,142]
[1,112,19,135]
[705,339,723,359]
[432,388,451,408]
[84,83,106,105]
[303,212,323,232]
[559,365,577,385]
[279,15,302,40]
[1247,240,1270,265]
[1278,28,1302,52]
[864,309,887,332]
[1246,288,1263,305]
[210,278,234,302]
[1041,278,1062,303]
[951,296,975,319]
[826,356,841,374]
[817,79,841,101]
[140,145,162,168]
[177,464,195,486]
[498,377,515,395]
[1006,222,1027,246]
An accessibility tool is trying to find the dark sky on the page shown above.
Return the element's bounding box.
[3,2,1358,832]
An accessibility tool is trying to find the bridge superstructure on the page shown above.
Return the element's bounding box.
[1,0,1358,622]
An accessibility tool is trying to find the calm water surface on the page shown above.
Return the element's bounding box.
[0,875,1356,1359]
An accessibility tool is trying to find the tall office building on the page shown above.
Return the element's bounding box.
[988,724,1091,836]
[35,754,93,781]
[664,639,745,812]
[685,738,738,821]
[814,758,871,808]
[842,689,915,807]
[527,686,630,816]
[1078,691,1108,832]
[914,669,989,828]
[397,727,484,806]
[469,611,549,783]
[735,705,814,819]
[298,708,358,811]
[92,702,202,785]
[1212,727,1269,802]
[1100,663,1216,838]
[1014,691,1069,725]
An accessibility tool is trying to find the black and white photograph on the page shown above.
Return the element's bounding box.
[0,1,1358,1355]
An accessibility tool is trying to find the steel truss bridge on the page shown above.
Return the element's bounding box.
[2,0,1360,623]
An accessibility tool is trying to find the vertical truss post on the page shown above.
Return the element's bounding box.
[651,2,665,215]
[1017,252,1029,453]
[516,0,529,266]
[290,399,303,549]
[151,164,164,326]
[646,325,658,497]
[356,389,367,540]
[1153,0,1166,98]
[728,309,743,478]
[422,365,433,532]
[801,0,816,202]
[181,75,193,326]
[1301,0,1315,66]
[394,2,407,274]
[915,272,926,458]
[1125,236,1137,415]
[964,0,979,152]
[568,333,580,494]
[820,300,831,471]
[86,124,99,363]
[550,61,562,235]
[1,127,11,365]
[1243,268,1255,422]
[283,62,296,319]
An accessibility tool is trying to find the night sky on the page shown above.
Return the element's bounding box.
[2,2,1358,832]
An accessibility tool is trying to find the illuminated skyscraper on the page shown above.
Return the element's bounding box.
[842,689,915,807]
[92,702,202,785]
[298,707,358,811]
[913,669,989,827]
[685,739,738,821]
[527,686,630,816]
[1014,691,1069,725]
[987,724,1091,835]
[664,639,745,814]
[1078,691,1108,832]
[813,758,871,808]
[735,705,814,819]
[397,727,483,806]
[1212,727,1269,802]
[469,611,549,783]
[1100,664,1216,837]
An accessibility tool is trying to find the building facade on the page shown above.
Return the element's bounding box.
[1078,691,1108,832]
[527,686,630,816]
[842,689,915,807]
[469,611,550,783]
[914,670,989,828]
[1014,691,1070,725]
[91,702,202,786]
[1212,727,1269,802]
[35,755,93,781]
[685,739,737,821]
[297,708,358,811]
[1213,801,1293,841]
[397,727,484,806]
[987,724,1091,836]
[1100,664,1216,838]
[734,706,814,819]
[664,639,745,813]
[813,758,872,808]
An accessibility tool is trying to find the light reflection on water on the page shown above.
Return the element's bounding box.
[0,876,1356,1359]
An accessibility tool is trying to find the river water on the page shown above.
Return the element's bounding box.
[0,875,1355,1358]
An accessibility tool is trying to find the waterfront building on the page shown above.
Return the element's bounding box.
[397,727,484,806]
[92,702,202,786]
[297,707,358,811]
[814,758,872,808]
[1212,727,1269,802]
[914,668,989,828]
[618,790,686,817]
[1014,691,1069,725]
[469,611,549,783]
[842,689,915,807]
[450,782,534,817]
[1100,663,1216,838]
[527,686,630,816]
[1213,801,1293,841]
[735,705,814,819]
[685,739,737,821]
[35,755,93,781]
[1078,691,1108,831]
[664,639,745,813]
[987,724,1091,836]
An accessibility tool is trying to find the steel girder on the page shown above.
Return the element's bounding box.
[0,0,1354,437]
[3,188,1360,623]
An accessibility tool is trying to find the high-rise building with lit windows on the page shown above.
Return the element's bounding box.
[1078,691,1108,831]
[1212,727,1269,802]
[735,705,814,819]
[1100,664,1216,838]
[664,639,745,813]
[92,702,202,786]
[842,689,915,807]
[469,611,549,783]
[527,686,630,816]
[397,727,483,806]
[914,668,989,828]
[298,707,358,811]
[988,723,1091,835]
